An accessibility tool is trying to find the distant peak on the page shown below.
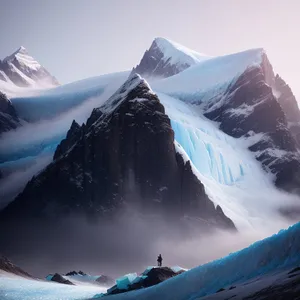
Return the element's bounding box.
[149,37,211,64]
[3,46,30,63]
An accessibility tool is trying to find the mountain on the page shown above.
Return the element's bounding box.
[131,37,210,78]
[1,39,300,228]
[153,47,300,193]
[0,91,21,135]
[0,74,234,231]
[0,46,59,97]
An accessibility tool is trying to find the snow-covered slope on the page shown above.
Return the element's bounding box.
[152,47,264,97]
[101,222,300,300]
[153,37,210,67]
[0,46,59,97]
[0,271,106,300]
[131,37,211,78]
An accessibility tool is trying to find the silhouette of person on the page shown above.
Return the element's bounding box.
[157,254,163,267]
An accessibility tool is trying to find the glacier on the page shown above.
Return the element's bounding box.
[97,221,300,300]
[156,91,298,230]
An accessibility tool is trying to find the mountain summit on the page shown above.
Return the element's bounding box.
[131,37,211,78]
[0,46,59,95]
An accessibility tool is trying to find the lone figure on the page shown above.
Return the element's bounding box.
[157,254,163,267]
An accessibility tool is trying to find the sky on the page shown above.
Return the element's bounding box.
[0,0,300,96]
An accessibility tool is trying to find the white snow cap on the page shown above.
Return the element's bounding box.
[3,46,42,71]
[152,37,211,67]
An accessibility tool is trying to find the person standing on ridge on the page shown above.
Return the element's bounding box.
[157,254,162,267]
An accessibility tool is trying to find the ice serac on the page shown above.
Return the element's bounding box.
[0,74,234,231]
[0,91,20,134]
[131,37,210,78]
[0,46,59,95]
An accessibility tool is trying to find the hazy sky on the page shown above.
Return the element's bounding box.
[1,0,299,96]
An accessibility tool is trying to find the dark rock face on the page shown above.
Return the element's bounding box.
[106,267,183,296]
[275,75,300,123]
[131,39,190,79]
[274,74,300,146]
[0,254,32,278]
[203,56,300,192]
[51,273,74,285]
[0,91,20,134]
[0,74,234,231]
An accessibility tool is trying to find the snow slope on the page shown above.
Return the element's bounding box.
[0,271,106,300]
[152,47,264,101]
[100,222,300,300]
[153,37,211,68]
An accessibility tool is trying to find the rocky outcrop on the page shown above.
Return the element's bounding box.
[0,91,20,134]
[106,267,184,296]
[65,270,86,276]
[0,74,235,231]
[50,273,74,285]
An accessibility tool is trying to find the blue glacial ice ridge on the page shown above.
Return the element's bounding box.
[97,222,300,300]
[170,119,243,185]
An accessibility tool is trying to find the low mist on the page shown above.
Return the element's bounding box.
[0,212,293,279]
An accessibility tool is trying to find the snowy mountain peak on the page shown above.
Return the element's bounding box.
[0,46,59,95]
[131,37,211,79]
[152,37,211,65]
